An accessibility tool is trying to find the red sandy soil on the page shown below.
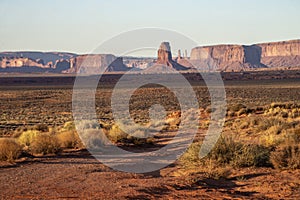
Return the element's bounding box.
[1,149,300,200]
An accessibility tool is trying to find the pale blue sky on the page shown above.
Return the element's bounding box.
[0,0,299,55]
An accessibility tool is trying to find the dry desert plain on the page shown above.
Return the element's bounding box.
[0,72,300,199]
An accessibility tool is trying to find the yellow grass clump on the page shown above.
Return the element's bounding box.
[0,138,22,161]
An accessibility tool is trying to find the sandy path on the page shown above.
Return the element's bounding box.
[1,150,300,199]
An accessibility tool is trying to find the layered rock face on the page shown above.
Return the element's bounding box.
[68,54,130,73]
[0,57,44,68]
[1,39,300,73]
[0,52,76,73]
[258,40,300,68]
[190,45,265,71]
[190,39,300,71]
[0,52,130,73]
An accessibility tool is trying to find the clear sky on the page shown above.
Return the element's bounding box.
[0,0,300,55]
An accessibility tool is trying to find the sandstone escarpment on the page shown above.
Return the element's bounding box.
[190,45,265,71]
[1,39,300,73]
[68,54,131,73]
[0,57,44,68]
[0,52,76,73]
[258,40,300,68]
[190,39,300,71]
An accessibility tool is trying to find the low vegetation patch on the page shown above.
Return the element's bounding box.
[107,125,155,146]
[270,136,300,169]
[18,130,40,147]
[180,135,271,174]
[0,138,22,161]
[30,133,61,155]
[56,131,83,149]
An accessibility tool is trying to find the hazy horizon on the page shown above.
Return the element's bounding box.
[1,0,300,57]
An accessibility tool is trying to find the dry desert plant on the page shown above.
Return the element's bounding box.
[56,131,83,149]
[0,138,22,161]
[30,133,61,155]
[18,130,40,147]
[270,136,300,169]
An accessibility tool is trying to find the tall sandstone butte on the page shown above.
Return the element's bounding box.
[146,42,189,72]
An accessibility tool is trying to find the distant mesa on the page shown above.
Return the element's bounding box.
[0,52,77,73]
[66,54,132,74]
[1,39,300,73]
[190,44,267,71]
[190,39,300,71]
[258,40,300,68]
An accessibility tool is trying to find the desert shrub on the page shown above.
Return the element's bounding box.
[290,108,300,118]
[265,103,300,119]
[239,121,249,129]
[61,121,76,131]
[0,138,22,161]
[165,116,180,130]
[107,124,155,145]
[256,116,291,133]
[181,136,271,168]
[202,159,232,180]
[249,116,260,126]
[108,125,128,143]
[12,126,28,138]
[270,102,290,109]
[269,102,298,110]
[267,125,282,135]
[179,142,202,168]
[30,134,61,155]
[237,108,247,116]
[227,104,254,117]
[127,130,148,145]
[292,127,300,141]
[18,130,40,147]
[261,134,283,148]
[270,138,300,169]
[208,136,241,165]
[232,144,271,167]
[56,131,83,149]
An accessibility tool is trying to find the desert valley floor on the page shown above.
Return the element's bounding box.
[0,73,300,199]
